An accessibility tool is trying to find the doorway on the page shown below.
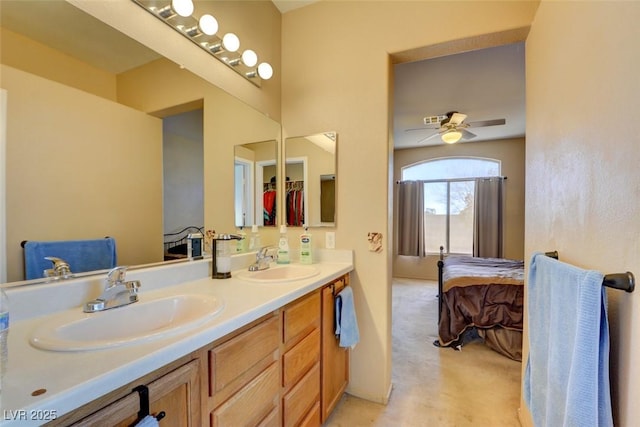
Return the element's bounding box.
[160,107,204,253]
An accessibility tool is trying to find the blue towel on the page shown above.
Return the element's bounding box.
[335,286,360,349]
[24,238,117,280]
[523,252,612,427]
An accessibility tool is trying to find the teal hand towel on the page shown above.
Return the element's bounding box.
[335,286,360,349]
[523,252,612,427]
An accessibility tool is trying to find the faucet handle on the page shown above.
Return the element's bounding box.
[106,266,128,286]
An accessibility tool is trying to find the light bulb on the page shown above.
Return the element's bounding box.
[222,33,240,53]
[257,62,273,80]
[171,0,194,17]
[241,50,258,67]
[198,14,218,36]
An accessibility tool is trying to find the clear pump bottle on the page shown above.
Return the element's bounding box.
[1,289,9,386]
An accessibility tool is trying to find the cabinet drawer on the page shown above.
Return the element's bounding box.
[210,315,279,395]
[283,327,320,389]
[299,401,321,427]
[257,406,280,427]
[283,292,320,347]
[211,362,279,427]
[283,362,320,427]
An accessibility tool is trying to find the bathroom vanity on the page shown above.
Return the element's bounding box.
[0,250,353,426]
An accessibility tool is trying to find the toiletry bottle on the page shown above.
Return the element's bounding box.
[0,289,9,385]
[236,227,247,253]
[249,225,261,251]
[300,225,313,264]
[277,225,290,264]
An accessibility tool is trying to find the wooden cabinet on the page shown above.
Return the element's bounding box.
[321,276,350,423]
[207,314,281,427]
[281,291,321,427]
[49,273,350,427]
[50,359,201,427]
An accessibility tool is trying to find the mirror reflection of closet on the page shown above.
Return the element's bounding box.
[284,132,337,227]
[234,140,278,228]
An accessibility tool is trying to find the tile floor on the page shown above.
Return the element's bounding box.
[324,278,522,426]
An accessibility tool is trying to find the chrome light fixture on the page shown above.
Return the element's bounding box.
[441,129,462,144]
[132,0,274,87]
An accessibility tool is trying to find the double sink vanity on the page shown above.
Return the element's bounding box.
[1,249,353,426]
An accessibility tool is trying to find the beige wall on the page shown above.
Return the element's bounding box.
[282,0,539,403]
[1,65,163,282]
[523,1,640,425]
[393,138,526,280]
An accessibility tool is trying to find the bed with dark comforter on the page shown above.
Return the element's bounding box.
[437,254,524,361]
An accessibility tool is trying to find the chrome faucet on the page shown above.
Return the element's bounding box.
[44,256,73,279]
[248,246,278,271]
[83,266,140,313]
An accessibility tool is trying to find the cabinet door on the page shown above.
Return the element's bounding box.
[70,359,200,427]
[321,279,349,422]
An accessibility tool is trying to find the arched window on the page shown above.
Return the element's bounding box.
[401,157,501,255]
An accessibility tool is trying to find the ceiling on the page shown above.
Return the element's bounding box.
[1,1,525,150]
[393,43,526,150]
[272,0,319,14]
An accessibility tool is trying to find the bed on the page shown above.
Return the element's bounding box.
[163,226,204,261]
[436,248,524,361]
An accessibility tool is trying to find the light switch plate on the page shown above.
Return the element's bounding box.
[325,232,336,249]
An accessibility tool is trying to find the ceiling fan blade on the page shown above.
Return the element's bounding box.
[416,132,441,144]
[461,129,477,140]
[404,126,439,132]
[466,118,506,128]
[449,113,467,126]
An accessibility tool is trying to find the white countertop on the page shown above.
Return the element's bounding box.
[0,250,353,426]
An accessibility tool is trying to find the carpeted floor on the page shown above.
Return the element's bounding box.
[324,278,522,426]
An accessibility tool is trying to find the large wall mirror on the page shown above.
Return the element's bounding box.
[0,1,281,284]
[234,141,278,228]
[284,132,337,228]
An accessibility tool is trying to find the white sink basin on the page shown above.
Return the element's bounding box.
[235,265,320,283]
[30,294,224,352]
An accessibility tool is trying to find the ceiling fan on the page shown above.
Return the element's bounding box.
[406,111,506,144]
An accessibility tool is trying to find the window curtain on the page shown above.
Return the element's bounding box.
[397,181,425,257]
[473,177,504,258]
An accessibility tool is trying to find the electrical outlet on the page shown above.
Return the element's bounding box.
[325,232,336,249]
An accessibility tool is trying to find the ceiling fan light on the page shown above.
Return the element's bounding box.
[442,130,462,144]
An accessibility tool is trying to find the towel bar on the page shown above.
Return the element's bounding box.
[132,385,165,425]
[545,251,635,293]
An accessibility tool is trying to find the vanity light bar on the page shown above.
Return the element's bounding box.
[132,0,274,87]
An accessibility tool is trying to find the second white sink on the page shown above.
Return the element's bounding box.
[30,294,224,352]
[235,265,320,283]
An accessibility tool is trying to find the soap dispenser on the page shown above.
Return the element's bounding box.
[299,225,313,264]
[277,225,290,264]
[212,234,243,279]
[236,227,247,253]
[249,225,261,251]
